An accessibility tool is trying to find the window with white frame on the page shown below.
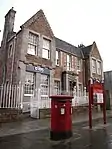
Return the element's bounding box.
[8,44,13,58]
[40,74,49,99]
[42,38,50,59]
[92,59,96,73]
[24,71,35,96]
[54,80,60,95]
[77,58,81,70]
[56,50,60,66]
[27,32,38,55]
[67,54,71,71]
[97,61,101,75]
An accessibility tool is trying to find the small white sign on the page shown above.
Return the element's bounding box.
[97,93,103,103]
[61,108,65,115]
[34,66,44,73]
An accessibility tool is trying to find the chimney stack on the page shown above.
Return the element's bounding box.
[2,7,16,41]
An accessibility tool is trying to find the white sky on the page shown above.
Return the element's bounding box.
[0,0,112,71]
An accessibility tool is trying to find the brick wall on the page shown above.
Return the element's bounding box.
[54,67,62,79]
[62,52,67,67]
[29,11,54,39]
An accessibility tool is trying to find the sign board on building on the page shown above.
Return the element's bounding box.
[26,65,50,75]
[92,83,104,104]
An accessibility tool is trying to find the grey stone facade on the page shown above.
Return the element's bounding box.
[0,8,104,115]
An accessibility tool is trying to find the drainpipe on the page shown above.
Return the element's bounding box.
[10,36,16,84]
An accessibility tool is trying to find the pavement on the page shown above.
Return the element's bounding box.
[0,110,112,137]
[1,117,112,149]
[0,110,112,149]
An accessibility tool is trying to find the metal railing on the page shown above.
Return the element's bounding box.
[30,87,89,109]
[0,83,23,109]
[0,83,89,110]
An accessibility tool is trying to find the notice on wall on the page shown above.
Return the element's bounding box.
[61,108,65,115]
[93,88,104,104]
[96,93,103,103]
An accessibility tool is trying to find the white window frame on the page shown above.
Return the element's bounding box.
[97,60,102,75]
[24,71,35,96]
[42,38,50,59]
[40,74,49,99]
[56,50,60,66]
[27,32,38,55]
[77,58,81,71]
[54,80,61,95]
[67,54,72,71]
[92,58,96,73]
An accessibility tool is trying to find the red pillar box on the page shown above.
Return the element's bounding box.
[50,95,73,141]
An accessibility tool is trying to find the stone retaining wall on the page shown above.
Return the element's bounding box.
[0,108,22,123]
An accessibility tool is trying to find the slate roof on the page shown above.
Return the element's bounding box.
[81,45,93,57]
[55,37,83,58]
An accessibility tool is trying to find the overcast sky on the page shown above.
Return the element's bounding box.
[0,0,112,71]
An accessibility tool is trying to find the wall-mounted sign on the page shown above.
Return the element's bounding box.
[34,66,44,73]
[93,89,103,104]
[26,65,50,75]
[92,83,104,104]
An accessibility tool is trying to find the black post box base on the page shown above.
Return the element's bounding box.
[50,130,72,141]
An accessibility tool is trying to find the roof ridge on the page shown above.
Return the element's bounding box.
[20,9,54,37]
[84,44,93,48]
[21,9,42,28]
[55,37,78,48]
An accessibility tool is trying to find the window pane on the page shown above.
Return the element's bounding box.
[29,32,38,45]
[27,44,36,55]
[56,51,59,65]
[54,81,60,95]
[41,75,48,84]
[56,51,59,59]
[92,59,96,73]
[67,55,70,63]
[43,39,50,49]
[40,74,49,98]
[77,58,81,70]
[25,72,34,83]
[42,49,49,59]
[97,61,101,74]
[24,72,35,95]
[67,55,71,70]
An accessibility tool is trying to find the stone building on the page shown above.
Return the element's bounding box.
[104,71,112,109]
[0,8,103,114]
